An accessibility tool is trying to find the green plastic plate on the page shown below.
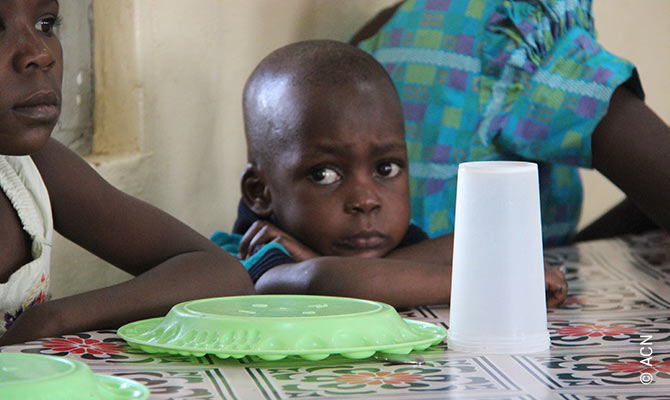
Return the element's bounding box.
[0,353,149,399]
[118,295,446,361]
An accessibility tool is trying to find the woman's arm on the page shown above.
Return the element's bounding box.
[575,197,658,242]
[591,85,670,234]
[0,139,254,345]
[349,1,404,46]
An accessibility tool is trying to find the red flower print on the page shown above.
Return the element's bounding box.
[607,360,670,375]
[335,371,424,386]
[42,337,124,355]
[557,325,638,337]
[34,291,46,305]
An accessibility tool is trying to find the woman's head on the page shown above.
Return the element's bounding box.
[0,0,62,155]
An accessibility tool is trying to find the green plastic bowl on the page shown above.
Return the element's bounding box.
[118,295,446,361]
[0,353,149,400]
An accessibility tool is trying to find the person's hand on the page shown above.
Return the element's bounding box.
[545,264,568,308]
[239,220,319,262]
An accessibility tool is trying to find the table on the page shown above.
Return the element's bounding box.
[3,231,670,399]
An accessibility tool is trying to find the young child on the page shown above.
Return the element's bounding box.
[0,0,254,345]
[212,40,567,308]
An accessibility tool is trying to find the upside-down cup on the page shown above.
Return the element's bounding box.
[448,161,549,353]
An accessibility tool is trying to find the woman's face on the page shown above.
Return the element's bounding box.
[0,0,62,155]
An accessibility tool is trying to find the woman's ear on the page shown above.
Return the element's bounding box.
[241,164,273,217]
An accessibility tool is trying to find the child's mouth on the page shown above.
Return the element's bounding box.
[337,231,387,250]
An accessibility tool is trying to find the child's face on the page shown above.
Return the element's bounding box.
[266,80,410,258]
[0,0,62,155]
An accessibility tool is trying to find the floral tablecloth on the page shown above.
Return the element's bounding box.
[3,232,670,399]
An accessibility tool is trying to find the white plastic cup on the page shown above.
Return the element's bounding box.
[447,161,549,353]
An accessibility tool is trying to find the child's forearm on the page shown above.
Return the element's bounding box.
[0,251,254,346]
[255,256,452,308]
[385,234,454,265]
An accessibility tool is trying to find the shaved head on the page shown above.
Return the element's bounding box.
[239,40,410,253]
[242,40,398,167]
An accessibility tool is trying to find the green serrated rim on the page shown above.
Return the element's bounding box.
[119,318,446,359]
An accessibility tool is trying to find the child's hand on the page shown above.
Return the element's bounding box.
[239,221,319,262]
[545,264,568,308]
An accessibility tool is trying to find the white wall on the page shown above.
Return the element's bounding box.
[51,0,670,298]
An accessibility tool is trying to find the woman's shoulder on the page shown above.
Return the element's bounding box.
[0,157,33,284]
[0,154,52,320]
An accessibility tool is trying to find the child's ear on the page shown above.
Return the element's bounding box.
[241,164,273,217]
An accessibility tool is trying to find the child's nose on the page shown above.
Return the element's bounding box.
[12,27,57,73]
[344,186,381,215]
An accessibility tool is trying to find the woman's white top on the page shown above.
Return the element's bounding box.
[0,155,53,336]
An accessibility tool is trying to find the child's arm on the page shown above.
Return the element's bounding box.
[244,222,567,308]
[240,222,452,307]
[256,252,566,308]
[0,139,254,345]
[255,255,452,308]
[383,234,566,307]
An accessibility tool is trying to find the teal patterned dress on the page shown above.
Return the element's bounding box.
[358,0,642,246]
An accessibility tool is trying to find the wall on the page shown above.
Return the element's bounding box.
[51,0,670,298]
[53,0,93,154]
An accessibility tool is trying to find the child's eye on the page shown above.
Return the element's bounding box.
[35,16,61,34]
[309,167,341,185]
[375,162,401,178]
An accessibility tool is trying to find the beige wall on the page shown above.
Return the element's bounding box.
[51,0,670,298]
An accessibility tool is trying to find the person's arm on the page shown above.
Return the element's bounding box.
[349,1,404,46]
[0,139,254,345]
[574,197,658,242]
[252,229,566,308]
[241,221,451,307]
[385,234,565,307]
[255,256,451,308]
[385,234,454,265]
[590,85,670,235]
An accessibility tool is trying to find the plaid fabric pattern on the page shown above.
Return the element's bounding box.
[359,0,640,246]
